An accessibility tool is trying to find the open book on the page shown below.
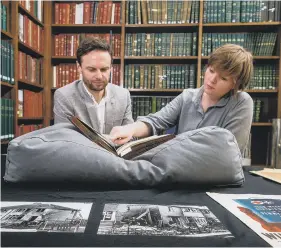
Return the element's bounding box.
[69,116,175,160]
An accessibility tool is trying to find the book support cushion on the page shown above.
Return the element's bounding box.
[4,123,244,186]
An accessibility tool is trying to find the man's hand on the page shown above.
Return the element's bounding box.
[109,125,134,145]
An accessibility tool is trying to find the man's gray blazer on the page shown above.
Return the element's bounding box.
[53,80,134,134]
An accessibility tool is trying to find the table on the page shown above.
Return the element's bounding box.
[1,155,280,247]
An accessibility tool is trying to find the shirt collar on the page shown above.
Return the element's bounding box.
[82,81,109,103]
[193,86,231,108]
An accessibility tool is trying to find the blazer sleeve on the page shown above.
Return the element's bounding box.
[121,89,134,125]
[53,90,74,124]
[137,93,184,135]
[223,94,253,153]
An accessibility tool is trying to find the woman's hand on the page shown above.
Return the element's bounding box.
[109,125,134,145]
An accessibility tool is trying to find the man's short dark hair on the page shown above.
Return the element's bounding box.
[76,37,113,65]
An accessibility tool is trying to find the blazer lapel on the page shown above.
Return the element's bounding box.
[104,85,116,134]
[77,81,100,131]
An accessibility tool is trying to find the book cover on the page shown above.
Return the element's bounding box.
[207,193,281,247]
[69,116,175,160]
[250,169,281,184]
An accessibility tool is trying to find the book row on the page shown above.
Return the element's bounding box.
[203,0,281,23]
[1,98,14,141]
[18,13,44,53]
[253,98,263,123]
[1,40,15,85]
[202,33,277,56]
[52,64,121,89]
[18,90,43,118]
[126,0,199,24]
[200,64,279,90]
[249,65,278,90]
[124,64,196,90]
[131,96,175,120]
[130,96,271,124]
[54,1,121,25]
[18,51,43,85]
[19,0,43,22]
[54,33,121,57]
[1,3,7,32]
[125,33,197,57]
[51,63,277,91]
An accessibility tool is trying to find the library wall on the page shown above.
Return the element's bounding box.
[1,0,281,165]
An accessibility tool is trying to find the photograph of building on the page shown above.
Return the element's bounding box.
[1,201,92,233]
[97,203,232,237]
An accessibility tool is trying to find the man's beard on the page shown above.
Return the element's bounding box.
[83,78,108,92]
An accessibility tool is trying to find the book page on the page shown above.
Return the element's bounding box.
[69,116,117,154]
[116,134,169,156]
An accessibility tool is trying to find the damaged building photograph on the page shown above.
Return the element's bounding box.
[1,201,92,233]
[97,203,232,237]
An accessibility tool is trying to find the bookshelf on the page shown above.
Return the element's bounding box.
[1,0,49,153]
[1,0,281,166]
[1,1,15,151]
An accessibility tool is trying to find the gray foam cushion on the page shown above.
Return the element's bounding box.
[4,123,244,186]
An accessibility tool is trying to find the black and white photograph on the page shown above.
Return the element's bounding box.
[97,203,232,237]
[1,201,92,233]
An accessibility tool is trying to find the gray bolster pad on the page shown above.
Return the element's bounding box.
[134,126,244,186]
[4,124,244,186]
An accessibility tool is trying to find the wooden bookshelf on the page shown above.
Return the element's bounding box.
[129,89,183,93]
[18,41,44,57]
[203,22,281,27]
[0,1,47,146]
[1,140,10,145]
[2,0,281,166]
[18,117,44,121]
[52,24,122,27]
[245,89,278,93]
[46,0,281,165]
[18,3,44,27]
[1,1,15,147]
[201,56,280,60]
[125,24,199,27]
[1,30,13,39]
[252,123,272,127]
[52,56,121,60]
[125,56,198,60]
[18,79,44,89]
[1,81,14,88]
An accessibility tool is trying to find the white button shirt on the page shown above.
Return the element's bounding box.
[82,82,108,134]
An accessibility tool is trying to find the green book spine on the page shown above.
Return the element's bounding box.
[221,1,226,23]
[166,65,171,89]
[4,98,9,139]
[10,41,15,84]
[225,1,232,23]
[124,65,128,88]
[162,65,167,89]
[192,32,197,56]
[11,99,14,139]
[8,99,12,139]
[170,65,174,89]
[128,64,132,89]
[133,65,138,88]
[1,98,4,139]
[3,40,7,82]
[189,64,196,89]
[144,65,148,89]
[184,64,190,89]
[151,96,156,113]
